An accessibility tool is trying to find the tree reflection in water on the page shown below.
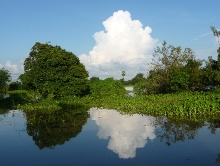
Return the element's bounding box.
[154,116,220,146]
[216,154,220,164]
[25,108,89,149]
[154,117,204,146]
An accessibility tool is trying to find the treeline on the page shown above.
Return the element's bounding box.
[89,72,144,86]
[2,42,220,97]
[1,26,220,99]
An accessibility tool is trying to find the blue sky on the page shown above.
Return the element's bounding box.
[1,0,220,80]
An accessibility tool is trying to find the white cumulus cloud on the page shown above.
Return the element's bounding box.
[1,60,24,81]
[5,61,20,73]
[89,108,156,159]
[79,10,157,80]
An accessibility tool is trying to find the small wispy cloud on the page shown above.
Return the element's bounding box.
[193,28,220,41]
[192,32,212,41]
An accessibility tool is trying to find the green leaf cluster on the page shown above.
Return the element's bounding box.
[90,77,127,98]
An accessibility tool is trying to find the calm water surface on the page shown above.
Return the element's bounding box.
[0,108,220,166]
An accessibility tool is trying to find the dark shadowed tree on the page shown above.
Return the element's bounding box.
[90,76,100,83]
[0,68,11,93]
[131,73,144,85]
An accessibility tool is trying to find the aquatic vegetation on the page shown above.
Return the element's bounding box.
[85,91,220,118]
[15,89,220,121]
[17,96,86,113]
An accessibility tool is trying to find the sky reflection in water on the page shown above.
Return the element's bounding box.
[89,108,156,159]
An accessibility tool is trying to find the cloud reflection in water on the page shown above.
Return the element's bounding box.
[89,108,156,159]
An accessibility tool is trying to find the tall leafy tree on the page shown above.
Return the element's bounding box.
[135,41,199,94]
[0,68,11,92]
[23,42,89,98]
[151,41,195,93]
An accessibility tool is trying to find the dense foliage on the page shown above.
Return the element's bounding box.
[0,68,11,93]
[21,42,89,98]
[134,40,220,95]
[8,81,22,91]
[83,91,220,119]
[90,77,126,97]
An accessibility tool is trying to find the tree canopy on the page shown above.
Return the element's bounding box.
[22,42,89,98]
[134,41,205,94]
[0,68,11,93]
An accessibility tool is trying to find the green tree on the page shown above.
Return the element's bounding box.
[131,73,144,85]
[202,56,220,87]
[148,41,196,93]
[23,42,89,98]
[169,66,190,92]
[135,41,199,95]
[90,77,126,97]
[90,76,100,83]
[8,81,22,91]
[184,59,203,90]
[0,68,11,93]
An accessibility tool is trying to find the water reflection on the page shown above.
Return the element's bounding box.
[154,117,220,146]
[154,117,204,146]
[1,109,220,165]
[89,108,220,160]
[89,108,156,159]
[25,108,89,149]
[216,154,220,163]
[0,93,27,111]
